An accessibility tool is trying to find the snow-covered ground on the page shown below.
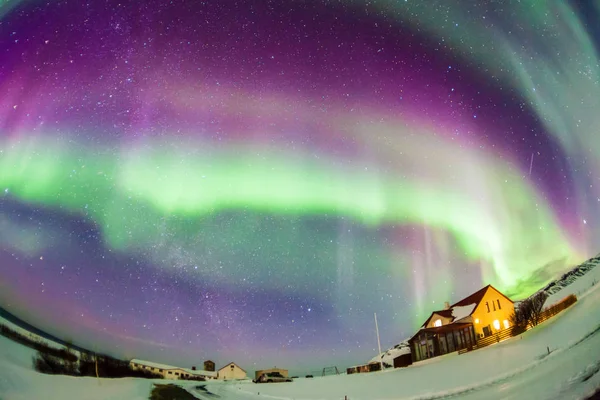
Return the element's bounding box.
[190,274,600,400]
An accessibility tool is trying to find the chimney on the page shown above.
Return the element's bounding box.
[444,301,450,310]
[192,366,196,371]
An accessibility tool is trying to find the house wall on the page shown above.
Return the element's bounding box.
[130,362,213,380]
[131,363,186,380]
[218,364,246,380]
[255,368,288,380]
[425,313,453,328]
[393,354,412,368]
[471,287,514,338]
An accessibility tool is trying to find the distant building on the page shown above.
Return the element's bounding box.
[204,360,215,372]
[130,359,217,380]
[217,362,247,380]
[347,362,381,375]
[409,284,515,362]
[254,367,288,381]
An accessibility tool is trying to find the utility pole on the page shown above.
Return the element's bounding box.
[374,312,383,371]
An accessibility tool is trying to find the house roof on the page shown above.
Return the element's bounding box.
[451,284,513,308]
[451,285,490,308]
[417,284,514,329]
[421,309,454,328]
[130,359,217,377]
[218,362,246,373]
[409,322,473,343]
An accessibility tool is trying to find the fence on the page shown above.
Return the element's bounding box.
[459,294,577,354]
[536,294,577,324]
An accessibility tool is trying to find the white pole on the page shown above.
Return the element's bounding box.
[374,312,383,371]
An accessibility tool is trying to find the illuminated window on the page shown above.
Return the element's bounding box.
[503,320,510,329]
[434,319,442,327]
[475,318,479,324]
[493,320,500,330]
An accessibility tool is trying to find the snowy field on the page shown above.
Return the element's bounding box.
[0,262,598,400]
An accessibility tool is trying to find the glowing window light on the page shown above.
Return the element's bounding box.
[503,320,510,329]
[434,319,442,327]
[493,320,501,330]
[475,318,480,324]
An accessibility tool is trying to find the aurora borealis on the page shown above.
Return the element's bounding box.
[0,0,598,372]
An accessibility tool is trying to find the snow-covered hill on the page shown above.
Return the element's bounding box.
[539,253,600,306]
[369,340,411,366]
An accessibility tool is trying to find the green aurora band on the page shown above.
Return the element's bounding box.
[0,131,576,301]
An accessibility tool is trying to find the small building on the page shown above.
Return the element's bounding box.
[393,353,412,368]
[130,359,217,380]
[409,284,514,362]
[346,362,382,375]
[204,360,215,372]
[255,368,288,381]
[217,362,247,380]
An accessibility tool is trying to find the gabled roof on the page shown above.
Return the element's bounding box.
[451,285,489,308]
[218,362,246,373]
[421,308,454,328]
[409,322,472,343]
[417,284,514,329]
[451,284,513,308]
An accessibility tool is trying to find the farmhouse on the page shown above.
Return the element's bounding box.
[217,362,247,380]
[409,284,514,362]
[130,359,217,380]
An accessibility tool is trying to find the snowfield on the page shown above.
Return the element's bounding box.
[0,259,599,400]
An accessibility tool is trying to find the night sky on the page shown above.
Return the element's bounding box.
[0,0,598,373]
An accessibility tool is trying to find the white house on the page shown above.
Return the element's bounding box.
[217,362,247,380]
[130,359,217,380]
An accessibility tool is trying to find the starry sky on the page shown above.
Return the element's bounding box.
[0,0,598,374]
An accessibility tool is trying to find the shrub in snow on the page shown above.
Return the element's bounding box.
[511,291,549,330]
[33,351,76,375]
[79,352,163,379]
